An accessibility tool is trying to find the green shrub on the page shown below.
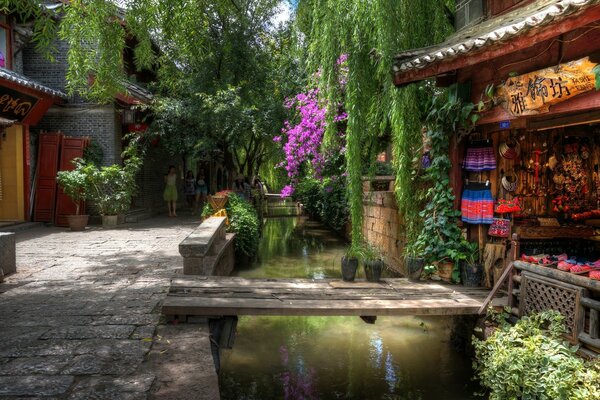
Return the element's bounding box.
[293,178,349,232]
[293,179,322,218]
[474,310,600,400]
[202,193,260,258]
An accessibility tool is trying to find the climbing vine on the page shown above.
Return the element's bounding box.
[414,89,478,281]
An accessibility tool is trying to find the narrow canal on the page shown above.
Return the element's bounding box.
[219,217,477,399]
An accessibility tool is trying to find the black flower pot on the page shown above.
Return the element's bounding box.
[341,256,359,282]
[405,256,425,281]
[364,260,384,282]
[461,262,483,287]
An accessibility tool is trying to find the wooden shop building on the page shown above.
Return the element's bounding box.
[393,0,600,357]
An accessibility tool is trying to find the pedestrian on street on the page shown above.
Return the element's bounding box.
[164,165,178,217]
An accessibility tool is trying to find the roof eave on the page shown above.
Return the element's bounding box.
[393,3,600,86]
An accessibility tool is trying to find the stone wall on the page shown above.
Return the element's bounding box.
[362,190,404,273]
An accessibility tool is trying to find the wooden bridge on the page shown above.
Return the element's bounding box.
[162,276,492,318]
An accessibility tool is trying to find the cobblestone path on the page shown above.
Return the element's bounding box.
[0,216,219,399]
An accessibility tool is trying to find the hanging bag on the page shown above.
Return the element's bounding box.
[488,218,511,237]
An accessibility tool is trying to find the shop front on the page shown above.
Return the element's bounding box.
[0,68,65,223]
[393,0,600,356]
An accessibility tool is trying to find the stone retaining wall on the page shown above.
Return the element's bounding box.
[362,191,404,273]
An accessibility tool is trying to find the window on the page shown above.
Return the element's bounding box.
[0,14,11,69]
[455,0,485,31]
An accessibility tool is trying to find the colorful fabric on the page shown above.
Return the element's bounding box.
[163,184,178,201]
[464,145,496,171]
[488,218,510,237]
[461,183,494,224]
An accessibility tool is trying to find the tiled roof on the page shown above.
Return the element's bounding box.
[0,68,67,99]
[393,0,600,75]
[124,81,153,103]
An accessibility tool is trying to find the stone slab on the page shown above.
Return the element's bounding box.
[0,232,16,276]
[179,217,226,258]
[0,375,74,397]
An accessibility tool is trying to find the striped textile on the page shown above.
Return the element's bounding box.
[461,185,494,224]
[464,146,496,171]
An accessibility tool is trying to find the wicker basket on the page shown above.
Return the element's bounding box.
[208,195,228,210]
[436,261,454,283]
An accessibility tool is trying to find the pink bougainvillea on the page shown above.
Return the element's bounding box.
[275,55,348,197]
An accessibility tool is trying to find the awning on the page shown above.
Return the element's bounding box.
[393,0,600,86]
[0,67,67,125]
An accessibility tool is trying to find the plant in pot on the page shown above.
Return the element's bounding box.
[341,246,361,282]
[85,144,142,228]
[459,240,482,287]
[56,159,90,231]
[404,243,425,281]
[363,244,384,282]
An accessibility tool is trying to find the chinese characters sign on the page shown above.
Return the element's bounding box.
[0,87,39,122]
[496,56,597,117]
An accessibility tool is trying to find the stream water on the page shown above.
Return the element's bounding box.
[219,217,477,400]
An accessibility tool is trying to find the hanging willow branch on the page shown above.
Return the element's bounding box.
[305,0,453,251]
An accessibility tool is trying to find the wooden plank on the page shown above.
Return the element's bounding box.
[162,296,482,317]
[590,309,600,340]
[478,262,513,315]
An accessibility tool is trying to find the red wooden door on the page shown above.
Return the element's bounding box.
[54,136,88,226]
[33,133,63,222]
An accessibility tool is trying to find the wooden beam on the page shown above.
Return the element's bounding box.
[514,261,600,291]
[478,262,513,315]
[393,5,600,86]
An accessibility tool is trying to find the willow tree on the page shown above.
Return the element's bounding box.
[305,0,453,252]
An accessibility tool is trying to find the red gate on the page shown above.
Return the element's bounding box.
[33,132,62,222]
[54,136,89,226]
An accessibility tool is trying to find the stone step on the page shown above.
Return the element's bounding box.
[0,222,43,233]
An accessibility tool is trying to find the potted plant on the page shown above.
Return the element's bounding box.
[56,159,90,231]
[84,144,142,228]
[404,244,425,281]
[460,240,483,287]
[341,246,361,282]
[363,244,384,282]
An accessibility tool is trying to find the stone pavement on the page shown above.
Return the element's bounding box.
[0,216,220,399]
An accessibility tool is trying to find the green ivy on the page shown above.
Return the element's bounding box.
[412,89,477,282]
[474,310,600,399]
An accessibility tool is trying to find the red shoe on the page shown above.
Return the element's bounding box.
[570,265,593,275]
[558,261,572,272]
[590,270,600,280]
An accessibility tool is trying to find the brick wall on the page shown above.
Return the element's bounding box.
[134,144,183,213]
[362,190,404,273]
[31,105,120,165]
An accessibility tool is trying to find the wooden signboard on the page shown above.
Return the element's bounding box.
[496,56,598,117]
[0,87,39,122]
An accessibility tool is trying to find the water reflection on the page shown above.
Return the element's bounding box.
[220,217,476,400]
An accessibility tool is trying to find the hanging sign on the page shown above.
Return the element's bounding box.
[0,87,39,122]
[496,56,598,117]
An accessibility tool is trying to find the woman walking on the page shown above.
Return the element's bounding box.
[194,171,208,215]
[184,170,196,211]
[164,165,178,217]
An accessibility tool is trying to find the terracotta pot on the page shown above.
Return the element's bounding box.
[341,256,358,282]
[67,215,89,231]
[436,261,454,283]
[102,215,118,228]
[364,260,384,282]
[405,256,424,281]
